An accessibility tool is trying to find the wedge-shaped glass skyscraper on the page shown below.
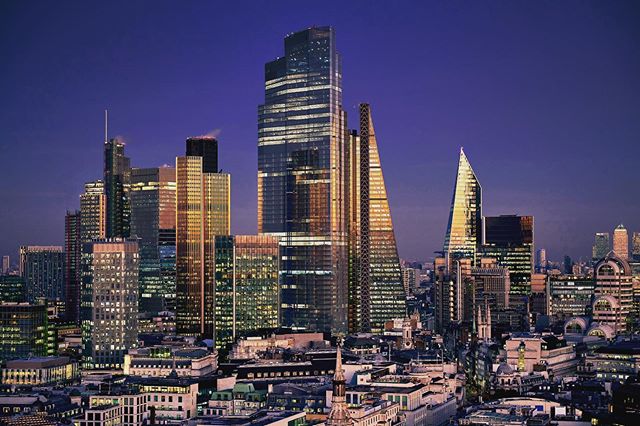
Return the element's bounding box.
[348,104,405,332]
[443,148,482,265]
[258,27,348,333]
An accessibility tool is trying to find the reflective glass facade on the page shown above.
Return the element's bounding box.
[0,275,25,303]
[481,215,534,305]
[348,104,405,332]
[81,239,139,369]
[19,246,65,309]
[80,180,106,243]
[548,275,595,319]
[258,26,348,332]
[0,302,48,362]
[213,235,280,348]
[65,210,82,323]
[176,154,230,338]
[130,167,176,314]
[443,149,482,265]
[104,138,131,239]
[592,232,610,261]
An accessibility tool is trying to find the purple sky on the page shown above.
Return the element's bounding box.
[1,1,639,264]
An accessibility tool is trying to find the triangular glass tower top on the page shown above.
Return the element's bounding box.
[443,147,482,263]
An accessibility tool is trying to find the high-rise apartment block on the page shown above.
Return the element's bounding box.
[81,239,139,369]
[212,235,280,348]
[176,138,230,338]
[130,166,176,314]
[258,26,348,333]
[613,224,629,260]
[65,210,82,323]
[348,104,405,333]
[443,149,482,266]
[19,246,65,310]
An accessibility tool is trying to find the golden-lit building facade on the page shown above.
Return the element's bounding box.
[348,104,405,333]
[213,235,279,348]
[176,154,230,338]
[258,27,349,333]
[443,148,482,266]
[80,180,106,242]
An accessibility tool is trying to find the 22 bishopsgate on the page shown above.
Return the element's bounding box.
[258,27,405,334]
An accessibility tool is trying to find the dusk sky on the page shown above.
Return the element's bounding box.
[1,1,639,263]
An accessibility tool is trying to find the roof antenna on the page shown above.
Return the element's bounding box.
[104,109,108,143]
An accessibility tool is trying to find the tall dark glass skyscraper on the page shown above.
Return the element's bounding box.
[481,215,534,307]
[130,166,176,314]
[186,137,218,173]
[104,138,131,238]
[258,27,348,333]
[65,210,82,323]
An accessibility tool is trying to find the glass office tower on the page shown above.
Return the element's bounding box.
[130,166,176,314]
[81,239,139,370]
[443,148,482,265]
[19,246,65,310]
[348,104,405,332]
[65,210,82,323]
[481,215,534,307]
[80,180,106,243]
[176,139,231,338]
[0,302,49,362]
[258,26,348,333]
[213,235,279,348]
[104,138,131,239]
[592,232,611,261]
[613,224,629,260]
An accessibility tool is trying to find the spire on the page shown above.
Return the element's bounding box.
[334,345,345,384]
[104,109,108,144]
[326,345,350,426]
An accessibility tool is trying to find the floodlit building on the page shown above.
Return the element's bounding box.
[348,104,405,333]
[258,26,349,333]
[176,137,230,338]
[443,148,482,266]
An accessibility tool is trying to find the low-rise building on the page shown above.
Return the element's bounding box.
[1,357,79,387]
[124,345,217,377]
[583,339,640,382]
[505,334,577,378]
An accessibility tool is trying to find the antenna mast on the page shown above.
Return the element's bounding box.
[104,109,108,143]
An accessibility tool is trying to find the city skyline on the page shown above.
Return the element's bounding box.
[2,2,640,262]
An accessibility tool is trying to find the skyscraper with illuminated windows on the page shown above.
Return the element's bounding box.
[348,104,405,333]
[104,138,131,239]
[613,224,629,260]
[65,210,82,323]
[176,137,230,338]
[443,148,482,266]
[130,166,176,314]
[80,180,106,243]
[258,26,348,333]
[213,235,279,348]
[81,239,139,370]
